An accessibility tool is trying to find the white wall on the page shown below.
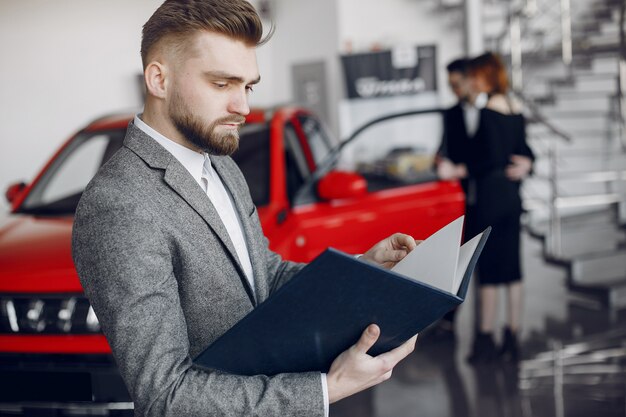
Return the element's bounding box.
[0,0,159,210]
[266,0,341,133]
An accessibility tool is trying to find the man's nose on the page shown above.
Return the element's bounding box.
[227,88,250,116]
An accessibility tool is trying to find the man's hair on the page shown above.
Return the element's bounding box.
[467,52,509,95]
[141,0,271,69]
[446,58,469,75]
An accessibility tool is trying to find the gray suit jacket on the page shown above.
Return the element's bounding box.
[72,122,324,416]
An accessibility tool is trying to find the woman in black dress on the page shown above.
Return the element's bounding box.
[437,52,534,362]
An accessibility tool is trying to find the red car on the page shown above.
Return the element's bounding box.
[0,106,463,413]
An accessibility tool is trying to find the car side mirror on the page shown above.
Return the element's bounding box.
[317,170,367,201]
[5,181,26,204]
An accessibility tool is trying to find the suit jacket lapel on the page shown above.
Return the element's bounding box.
[211,156,268,303]
[124,123,256,305]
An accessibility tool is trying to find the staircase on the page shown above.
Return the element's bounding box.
[485,0,626,309]
[428,0,626,308]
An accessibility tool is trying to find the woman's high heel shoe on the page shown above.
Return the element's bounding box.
[467,331,497,364]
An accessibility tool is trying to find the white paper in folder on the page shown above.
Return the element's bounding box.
[391,216,482,296]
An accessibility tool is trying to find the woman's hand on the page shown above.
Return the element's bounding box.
[506,155,532,180]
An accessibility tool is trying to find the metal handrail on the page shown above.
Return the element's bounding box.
[496,0,624,257]
[617,2,626,150]
[516,91,572,143]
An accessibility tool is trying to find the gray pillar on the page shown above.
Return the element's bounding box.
[465,0,483,55]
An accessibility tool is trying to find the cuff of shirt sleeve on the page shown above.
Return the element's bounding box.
[321,373,329,417]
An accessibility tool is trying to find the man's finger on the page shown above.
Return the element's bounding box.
[353,324,380,354]
[388,249,408,262]
[391,233,417,251]
[375,334,417,365]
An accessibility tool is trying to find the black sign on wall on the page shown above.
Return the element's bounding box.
[341,45,437,99]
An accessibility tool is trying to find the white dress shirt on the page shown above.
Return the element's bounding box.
[462,92,488,137]
[134,115,254,291]
[133,115,329,416]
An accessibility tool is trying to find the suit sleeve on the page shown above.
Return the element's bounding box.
[72,182,323,417]
[261,233,305,295]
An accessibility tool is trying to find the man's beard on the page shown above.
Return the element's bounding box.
[169,91,245,156]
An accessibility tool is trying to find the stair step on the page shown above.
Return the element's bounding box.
[528,207,622,238]
[529,142,624,156]
[549,90,618,100]
[568,278,626,309]
[527,125,617,140]
[527,118,606,132]
[571,249,626,284]
[555,193,623,210]
[541,109,609,119]
[550,225,625,260]
[540,96,613,113]
[524,204,621,234]
[560,117,610,132]
[531,182,622,201]
[534,157,626,174]
[557,76,618,94]
[534,170,626,183]
[591,55,622,73]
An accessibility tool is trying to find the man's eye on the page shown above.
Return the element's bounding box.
[245,85,255,94]
[214,82,227,89]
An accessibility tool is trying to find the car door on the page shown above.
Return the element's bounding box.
[281,111,465,262]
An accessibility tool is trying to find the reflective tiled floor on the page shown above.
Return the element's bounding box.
[331,232,626,417]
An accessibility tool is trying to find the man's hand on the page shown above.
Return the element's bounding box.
[360,233,420,269]
[505,155,532,181]
[437,158,468,180]
[327,324,417,403]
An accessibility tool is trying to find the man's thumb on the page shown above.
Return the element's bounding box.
[354,324,380,353]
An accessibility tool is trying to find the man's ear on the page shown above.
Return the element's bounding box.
[144,61,168,99]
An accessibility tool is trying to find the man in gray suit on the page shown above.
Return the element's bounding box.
[72,0,418,415]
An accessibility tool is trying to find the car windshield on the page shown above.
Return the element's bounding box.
[17,123,271,216]
[19,129,126,216]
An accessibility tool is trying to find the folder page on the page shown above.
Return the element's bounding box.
[391,216,464,293]
[453,231,484,295]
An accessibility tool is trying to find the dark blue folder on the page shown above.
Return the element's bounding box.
[195,227,490,376]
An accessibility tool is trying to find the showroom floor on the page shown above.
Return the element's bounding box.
[330,231,626,417]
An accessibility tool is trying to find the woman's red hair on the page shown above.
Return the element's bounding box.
[468,52,509,95]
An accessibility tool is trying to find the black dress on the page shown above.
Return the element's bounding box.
[441,105,534,284]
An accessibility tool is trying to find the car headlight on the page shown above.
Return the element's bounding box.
[0,296,100,334]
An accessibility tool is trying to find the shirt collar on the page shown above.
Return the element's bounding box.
[134,114,207,184]
[474,92,488,109]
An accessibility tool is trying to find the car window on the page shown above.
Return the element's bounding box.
[296,115,334,167]
[283,122,310,204]
[20,130,125,215]
[40,136,109,205]
[337,111,441,190]
[231,123,270,207]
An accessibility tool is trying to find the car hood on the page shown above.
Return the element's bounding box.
[0,213,82,293]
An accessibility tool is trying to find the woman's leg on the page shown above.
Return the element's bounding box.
[499,281,523,361]
[479,285,498,333]
[506,281,523,332]
[468,284,499,363]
